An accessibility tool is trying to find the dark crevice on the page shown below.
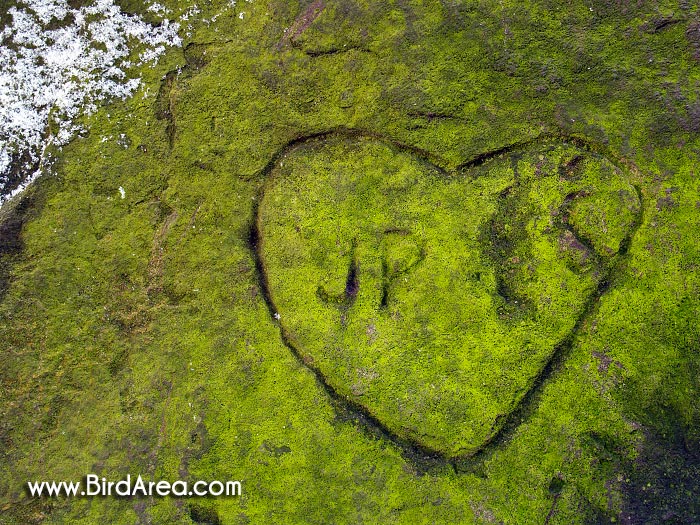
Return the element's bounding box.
[0,150,39,200]
[188,503,221,525]
[316,240,360,309]
[558,189,603,265]
[558,154,584,180]
[0,193,37,304]
[154,40,228,151]
[457,131,641,178]
[252,127,452,181]
[379,260,390,309]
[344,249,359,302]
[248,127,646,472]
[155,70,177,149]
[651,17,682,33]
[301,45,373,57]
[457,136,546,170]
[482,181,535,318]
[549,474,565,496]
[407,111,462,122]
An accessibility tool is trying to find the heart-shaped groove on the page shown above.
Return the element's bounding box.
[252,129,643,464]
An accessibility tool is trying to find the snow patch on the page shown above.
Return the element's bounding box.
[0,0,181,203]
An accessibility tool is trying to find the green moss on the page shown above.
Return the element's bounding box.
[257,135,639,458]
[1,0,700,523]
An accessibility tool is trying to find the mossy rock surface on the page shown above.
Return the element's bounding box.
[1,0,700,523]
[259,134,640,457]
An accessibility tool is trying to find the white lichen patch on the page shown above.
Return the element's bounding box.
[0,0,182,203]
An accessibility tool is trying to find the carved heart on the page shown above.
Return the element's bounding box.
[257,133,640,458]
